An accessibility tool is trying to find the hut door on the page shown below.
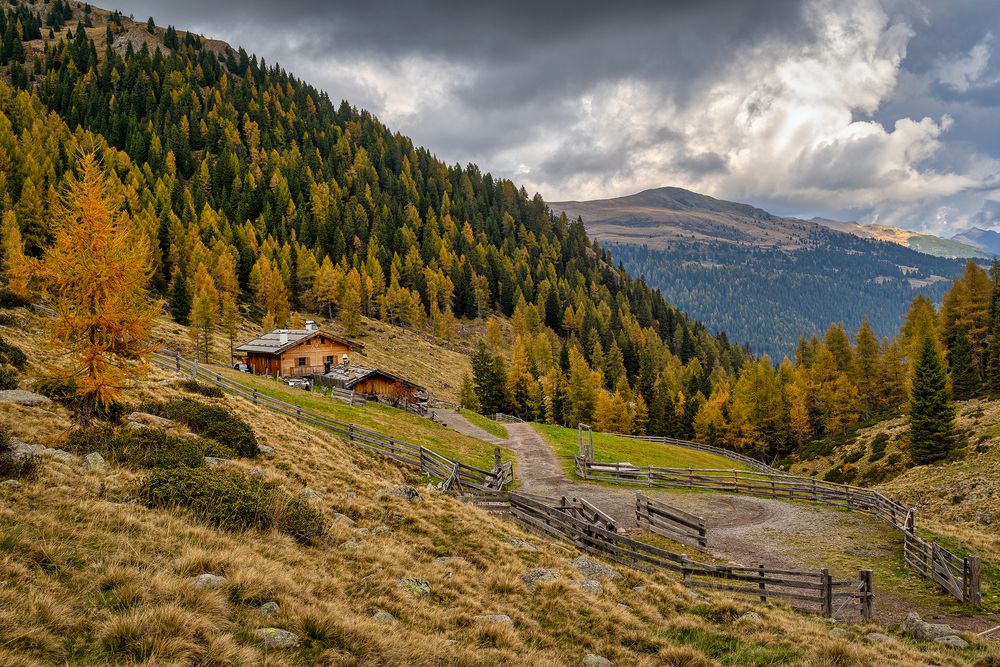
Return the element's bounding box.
[324,356,334,373]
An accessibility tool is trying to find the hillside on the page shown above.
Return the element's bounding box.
[953,227,1000,256]
[5,308,994,665]
[811,219,989,260]
[550,187,969,358]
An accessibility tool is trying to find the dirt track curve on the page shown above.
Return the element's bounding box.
[435,411,998,633]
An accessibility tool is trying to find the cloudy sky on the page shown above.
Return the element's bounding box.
[111,0,1000,234]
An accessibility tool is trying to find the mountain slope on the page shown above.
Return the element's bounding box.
[953,227,1000,256]
[812,218,990,259]
[551,188,969,358]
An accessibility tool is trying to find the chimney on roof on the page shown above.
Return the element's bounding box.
[279,332,288,345]
[305,320,318,332]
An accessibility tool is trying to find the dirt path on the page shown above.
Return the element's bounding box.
[492,422,999,633]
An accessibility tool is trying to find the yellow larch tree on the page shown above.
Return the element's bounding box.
[1,210,32,297]
[39,153,160,423]
[189,262,220,362]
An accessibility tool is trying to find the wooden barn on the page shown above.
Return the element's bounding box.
[235,324,363,377]
[315,362,424,404]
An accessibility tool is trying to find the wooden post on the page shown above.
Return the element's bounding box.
[860,569,874,622]
[687,468,693,489]
[252,389,258,405]
[758,563,766,602]
[821,569,833,618]
[681,555,691,585]
[904,508,915,533]
[966,557,982,606]
[348,424,354,443]
[175,351,181,372]
[494,447,501,471]
[811,479,817,501]
[296,407,301,420]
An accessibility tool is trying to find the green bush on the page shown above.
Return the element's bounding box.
[0,289,31,310]
[0,337,27,369]
[34,374,79,401]
[139,467,324,541]
[842,448,865,464]
[823,465,858,485]
[141,398,258,457]
[0,312,17,326]
[868,433,889,462]
[0,365,17,390]
[63,426,222,469]
[174,379,224,399]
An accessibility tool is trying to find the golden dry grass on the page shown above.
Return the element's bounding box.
[1,310,997,664]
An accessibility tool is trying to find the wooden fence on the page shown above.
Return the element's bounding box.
[636,494,707,548]
[577,433,982,605]
[490,413,524,424]
[502,491,873,621]
[152,351,514,493]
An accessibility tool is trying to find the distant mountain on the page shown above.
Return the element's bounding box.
[811,218,989,259]
[951,227,1000,257]
[550,187,969,359]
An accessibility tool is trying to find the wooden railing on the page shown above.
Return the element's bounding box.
[490,413,524,424]
[636,494,707,548]
[152,350,514,493]
[503,491,873,621]
[576,443,982,605]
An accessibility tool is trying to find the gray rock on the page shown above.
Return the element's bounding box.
[474,614,513,625]
[935,635,969,649]
[332,512,355,526]
[253,627,300,649]
[370,525,392,537]
[902,612,954,640]
[572,579,604,595]
[258,445,274,454]
[829,628,848,639]
[571,556,623,581]
[737,611,762,624]
[204,456,224,467]
[7,440,76,463]
[520,568,561,587]
[258,601,280,617]
[301,487,322,502]
[84,452,108,472]
[189,573,227,589]
[582,654,612,667]
[249,467,266,480]
[372,608,397,623]
[0,479,22,489]
[435,556,469,567]
[126,412,172,428]
[0,390,51,406]
[509,538,537,551]
[398,577,431,596]
[385,485,421,502]
[866,632,896,644]
[339,540,362,551]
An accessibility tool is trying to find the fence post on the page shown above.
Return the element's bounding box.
[758,564,766,602]
[904,508,915,533]
[687,468,693,489]
[860,569,874,622]
[252,389,258,405]
[175,351,181,372]
[966,557,982,606]
[348,424,354,442]
[681,555,691,585]
[192,357,199,380]
[494,447,501,471]
[296,406,301,420]
[821,569,833,618]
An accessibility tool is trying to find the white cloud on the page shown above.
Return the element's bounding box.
[934,32,994,92]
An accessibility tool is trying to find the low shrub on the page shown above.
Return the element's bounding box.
[0,289,31,310]
[0,337,27,369]
[174,380,224,399]
[868,433,889,462]
[823,465,857,485]
[0,312,16,326]
[885,452,902,466]
[63,426,222,469]
[34,374,79,401]
[0,365,18,390]
[841,448,865,465]
[141,398,258,457]
[138,467,324,541]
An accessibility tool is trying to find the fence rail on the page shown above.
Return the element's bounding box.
[503,491,872,621]
[577,429,980,605]
[606,432,775,473]
[152,350,513,493]
[636,494,707,548]
[490,413,524,424]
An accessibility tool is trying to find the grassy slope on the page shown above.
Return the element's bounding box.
[212,366,506,472]
[533,423,752,479]
[4,317,990,664]
[460,409,509,440]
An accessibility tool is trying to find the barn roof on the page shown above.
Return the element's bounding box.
[235,329,363,355]
[322,364,424,391]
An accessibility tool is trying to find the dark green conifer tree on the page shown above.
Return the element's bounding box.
[948,326,978,400]
[908,336,958,465]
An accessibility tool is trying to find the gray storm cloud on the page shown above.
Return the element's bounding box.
[110,0,1000,233]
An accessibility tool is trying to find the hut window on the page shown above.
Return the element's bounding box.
[297,357,307,366]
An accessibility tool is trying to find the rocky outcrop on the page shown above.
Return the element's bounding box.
[520,568,561,587]
[902,612,954,640]
[0,390,51,407]
[571,557,622,581]
[398,577,431,596]
[253,627,300,649]
[189,573,227,589]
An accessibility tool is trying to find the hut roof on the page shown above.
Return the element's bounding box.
[322,364,424,391]
[235,329,363,356]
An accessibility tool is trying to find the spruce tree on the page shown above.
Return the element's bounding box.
[908,336,958,465]
[169,271,191,325]
[948,326,978,400]
[987,260,1000,395]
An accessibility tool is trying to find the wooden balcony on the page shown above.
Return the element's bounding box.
[288,365,328,378]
